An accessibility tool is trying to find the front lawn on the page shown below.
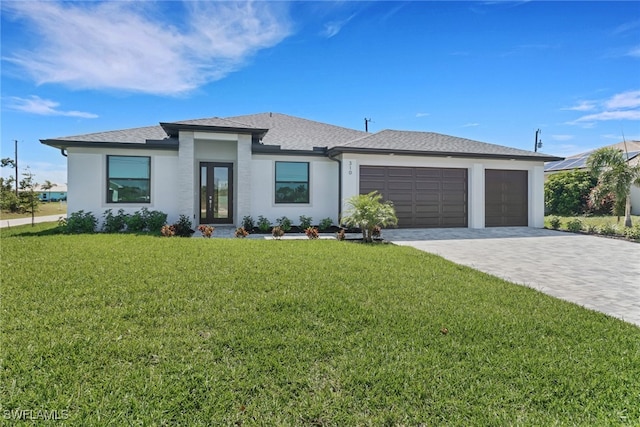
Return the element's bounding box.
[0,201,67,220]
[2,224,639,425]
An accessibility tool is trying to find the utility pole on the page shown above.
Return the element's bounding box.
[14,139,19,197]
[534,129,542,153]
[364,118,372,133]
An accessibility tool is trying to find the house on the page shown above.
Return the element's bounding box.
[40,113,560,229]
[544,141,640,215]
[34,183,68,202]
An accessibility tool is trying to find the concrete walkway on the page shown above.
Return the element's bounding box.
[0,214,66,228]
[383,227,640,327]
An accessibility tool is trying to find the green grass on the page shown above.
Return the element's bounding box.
[2,224,639,425]
[0,201,67,220]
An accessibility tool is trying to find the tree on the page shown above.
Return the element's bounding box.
[19,167,40,226]
[42,180,55,202]
[587,147,640,227]
[341,191,398,243]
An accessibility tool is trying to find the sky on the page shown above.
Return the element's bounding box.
[1,0,639,186]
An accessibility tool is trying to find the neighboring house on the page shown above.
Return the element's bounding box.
[34,184,68,202]
[41,113,560,229]
[545,141,640,215]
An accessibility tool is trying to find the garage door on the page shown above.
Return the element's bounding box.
[360,166,467,228]
[485,169,528,227]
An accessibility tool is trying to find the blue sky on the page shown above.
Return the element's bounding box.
[2,1,639,185]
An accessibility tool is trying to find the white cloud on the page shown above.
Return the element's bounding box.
[561,100,596,112]
[2,1,291,95]
[462,123,480,127]
[415,112,430,118]
[566,90,640,126]
[605,90,640,110]
[550,135,574,141]
[322,14,356,38]
[626,46,640,58]
[572,110,640,123]
[6,96,98,118]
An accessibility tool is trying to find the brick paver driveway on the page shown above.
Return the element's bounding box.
[384,227,640,327]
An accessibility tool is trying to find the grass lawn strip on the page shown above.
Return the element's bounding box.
[1,223,639,425]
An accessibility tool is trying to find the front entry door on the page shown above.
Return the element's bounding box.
[200,162,233,224]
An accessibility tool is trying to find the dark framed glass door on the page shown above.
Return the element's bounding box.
[200,162,233,224]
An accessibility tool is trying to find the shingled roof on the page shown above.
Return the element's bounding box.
[41,112,560,161]
[329,129,560,161]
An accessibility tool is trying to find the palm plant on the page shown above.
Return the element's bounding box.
[587,147,640,227]
[341,191,398,243]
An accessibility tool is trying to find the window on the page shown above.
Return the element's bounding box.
[107,156,150,203]
[275,161,309,204]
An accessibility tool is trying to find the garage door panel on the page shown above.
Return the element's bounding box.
[485,169,528,227]
[360,166,467,228]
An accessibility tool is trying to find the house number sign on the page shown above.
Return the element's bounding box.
[348,161,353,175]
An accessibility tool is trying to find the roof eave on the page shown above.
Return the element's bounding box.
[40,139,179,151]
[160,122,268,139]
[327,146,563,162]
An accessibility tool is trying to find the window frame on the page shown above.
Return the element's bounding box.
[274,161,310,204]
[106,155,151,204]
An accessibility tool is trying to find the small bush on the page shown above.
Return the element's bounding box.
[242,215,254,231]
[161,225,175,237]
[272,226,284,239]
[102,209,128,233]
[65,210,98,234]
[548,216,562,230]
[197,225,215,238]
[566,218,583,233]
[173,215,194,237]
[624,225,640,240]
[319,217,333,231]
[305,227,319,239]
[257,216,271,233]
[235,227,249,238]
[585,224,598,234]
[125,209,146,232]
[276,216,292,232]
[299,215,313,230]
[598,223,618,236]
[146,210,168,233]
[336,228,346,241]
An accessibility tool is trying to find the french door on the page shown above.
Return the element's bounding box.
[199,162,233,224]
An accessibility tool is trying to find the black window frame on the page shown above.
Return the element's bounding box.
[106,155,151,204]
[274,161,310,204]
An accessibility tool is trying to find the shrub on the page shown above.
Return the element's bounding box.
[624,225,640,240]
[544,170,596,216]
[146,210,168,233]
[235,227,249,238]
[566,218,583,233]
[65,210,98,234]
[272,226,284,239]
[336,228,346,241]
[276,216,292,232]
[598,223,618,236]
[548,216,562,230]
[125,209,146,232]
[161,225,175,237]
[197,225,215,238]
[305,227,319,239]
[173,215,194,237]
[341,191,398,243]
[585,224,598,234]
[299,215,313,230]
[242,215,254,231]
[319,217,333,231]
[257,216,271,233]
[102,209,128,233]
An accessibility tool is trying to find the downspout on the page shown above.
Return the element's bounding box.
[328,152,342,222]
[60,149,67,157]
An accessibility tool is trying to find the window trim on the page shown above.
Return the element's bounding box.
[106,155,151,204]
[274,161,310,204]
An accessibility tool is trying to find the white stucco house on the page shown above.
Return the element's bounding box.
[41,113,561,229]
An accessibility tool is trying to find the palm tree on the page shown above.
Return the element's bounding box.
[41,180,55,202]
[341,191,398,242]
[587,147,640,227]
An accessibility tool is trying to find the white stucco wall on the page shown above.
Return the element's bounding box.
[631,185,640,215]
[250,154,339,226]
[339,153,546,228]
[66,147,180,224]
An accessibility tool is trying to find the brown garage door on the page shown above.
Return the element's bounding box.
[360,166,467,228]
[485,169,528,227]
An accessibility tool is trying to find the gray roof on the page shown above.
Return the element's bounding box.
[331,129,561,160]
[227,112,367,150]
[41,112,558,160]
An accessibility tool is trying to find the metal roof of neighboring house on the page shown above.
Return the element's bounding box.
[41,112,558,160]
[328,129,561,161]
[545,141,640,172]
